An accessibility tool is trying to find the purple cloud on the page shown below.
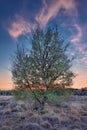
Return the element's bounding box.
[6,15,36,39]
[36,0,77,27]
[6,0,77,39]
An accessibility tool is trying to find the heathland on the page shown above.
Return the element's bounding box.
[0,90,87,130]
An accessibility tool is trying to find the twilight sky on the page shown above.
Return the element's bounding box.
[0,0,87,90]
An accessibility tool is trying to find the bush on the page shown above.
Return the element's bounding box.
[13,90,33,101]
[46,90,71,105]
[13,89,72,106]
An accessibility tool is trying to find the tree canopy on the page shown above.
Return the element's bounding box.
[12,26,75,108]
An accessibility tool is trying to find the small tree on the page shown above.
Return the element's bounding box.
[12,26,75,110]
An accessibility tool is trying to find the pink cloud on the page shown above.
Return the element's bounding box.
[6,0,77,39]
[70,24,82,44]
[36,0,77,27]
[7,16,36,39]
[70,23,87,66]
[70,23,87,53]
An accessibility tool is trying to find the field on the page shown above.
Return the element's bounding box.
[0,95,87,130]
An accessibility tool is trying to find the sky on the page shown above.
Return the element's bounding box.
[0,0,87,90]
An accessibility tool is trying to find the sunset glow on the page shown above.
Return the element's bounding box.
[0,73,13,90]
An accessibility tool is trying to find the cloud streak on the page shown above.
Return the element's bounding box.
[70,24,82,44]
[36,0,77,27]
[6,0,77,39]
[7,16,36,39]
[70,23,87,66]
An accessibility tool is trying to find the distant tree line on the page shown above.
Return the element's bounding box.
[73,88,87,96]
[0,88,87,96]
[48,88,87,96]
[0,90,13,96]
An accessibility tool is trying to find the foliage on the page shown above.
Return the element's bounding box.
[45,89,72,105]
[52,88,73,96]
[13,90,33,101]
[13,89,72,106]
[11,26,75,109]
[0,90,13,95]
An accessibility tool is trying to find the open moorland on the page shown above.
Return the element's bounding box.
[0,95,87,130]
